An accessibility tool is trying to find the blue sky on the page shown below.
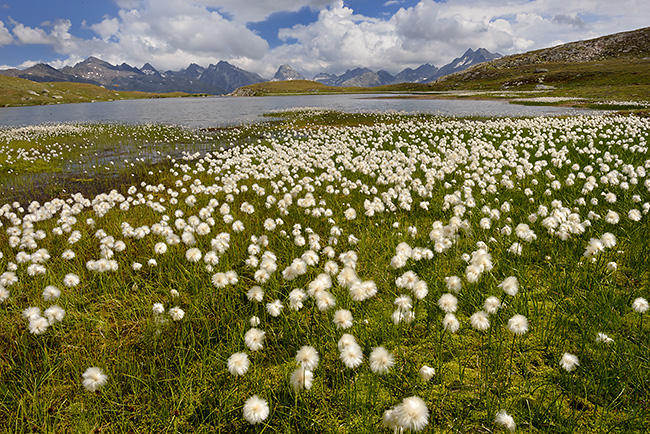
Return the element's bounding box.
[1,0,648,77]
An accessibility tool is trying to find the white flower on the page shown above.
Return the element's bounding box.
[392,396,429,432]
[152,303,165,315]
[632,297,649,313]
[266,299,283,317]
[185,247,202,262]
[442,313,460,333]
[333,309,353,329]
[23,307,41,320]
[484,296,501,314]
[290,366,313,391]
[244,328,265,351]
[445,276,462,293]
[63,273,80,288]
[295,346,319,370]
[227,352,249,376]
[419,365,435,381]
[43,305,65,325]
[559,352,579,372]
[499,276,519,297]
[29,316,49,335]
[369,346,394,374]
[169,306,185,321]
[154,242,168,255]
[596,332,614,344]
[507,314,528,335]
[339,344,363,368]
[247,286,264,303]
[82,367,108,392]
[495,409,516,432]
[0,286,8,303]
[438,293,458,313]
[242,395,269,425]
[42,285,61,301]
[470,311,490,331]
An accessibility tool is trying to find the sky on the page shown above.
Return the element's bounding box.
[0,0,648,78]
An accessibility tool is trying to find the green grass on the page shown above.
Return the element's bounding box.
[0,111,649,433]
[0,74,199,108]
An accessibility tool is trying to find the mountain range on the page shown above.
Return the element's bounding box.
[0,48,500,95]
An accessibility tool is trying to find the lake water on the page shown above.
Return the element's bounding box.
[0,94,599,128]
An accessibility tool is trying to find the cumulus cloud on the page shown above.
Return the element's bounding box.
[0,19,13,45]
[197,0,338,23]
[2,0,649,75]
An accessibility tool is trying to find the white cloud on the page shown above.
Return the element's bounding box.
[0,19,13,45]
[12,23,51,45]
[196,0,338,23]
[2,0,649,76]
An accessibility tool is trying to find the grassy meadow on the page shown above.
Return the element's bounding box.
[0,110,649,433]
[0,74,197,108]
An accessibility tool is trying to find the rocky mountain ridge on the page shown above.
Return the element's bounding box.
[437,26,650,84]
[0,47,501,94]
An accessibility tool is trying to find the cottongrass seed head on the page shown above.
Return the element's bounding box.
[82,367,108,392]
[227,352,250,376]
[243,395,269,425]
[560,352,580,372]
[495,409,516,432]
[393,396,429,432]
[369,346,394,374]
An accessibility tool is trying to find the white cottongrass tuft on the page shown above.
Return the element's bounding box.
[596,332,614,344]
[266,299,283,317]
[419,365,435,382]
[507,314,529,335]
[559,352,580,372]
[63,273,80,288]
[339,343,363,369]
[242,395,269,425]
[295,346,319,371]
[384,396,429,432]
[445,276,462,293]
[169,306,185,321]
[438,293,458,313]
[29,316,49,335]
[470,311,490,331]
[152,303,165,315]
[82,367,108,392]
[247,286,264,302]
[442,313,460,333]
[484,296,501,314]
[42,285,61,301]
[632,297,649,313]
[43,305,65,325]
[289,366,314,391]
[227,352,250,376]
[495,409,516,432]
[499,276,519,297]
[369,346,394,374]
[244,328,265,351]
[333,309,353,329]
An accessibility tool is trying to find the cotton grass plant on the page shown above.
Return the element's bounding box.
[0,110,649,433]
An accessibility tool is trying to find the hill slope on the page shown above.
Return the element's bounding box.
[430,26,650,100]
[0,74,191,107]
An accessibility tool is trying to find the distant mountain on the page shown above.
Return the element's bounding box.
[273,64,307,81]
[312,48,501,87]
[0,46,502,94]
[435,48,502,78]
[197,61,265,93]
[394,64,439,83]
[314,67,396,87]
[1,56,225,94]
[435,26,650,87]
